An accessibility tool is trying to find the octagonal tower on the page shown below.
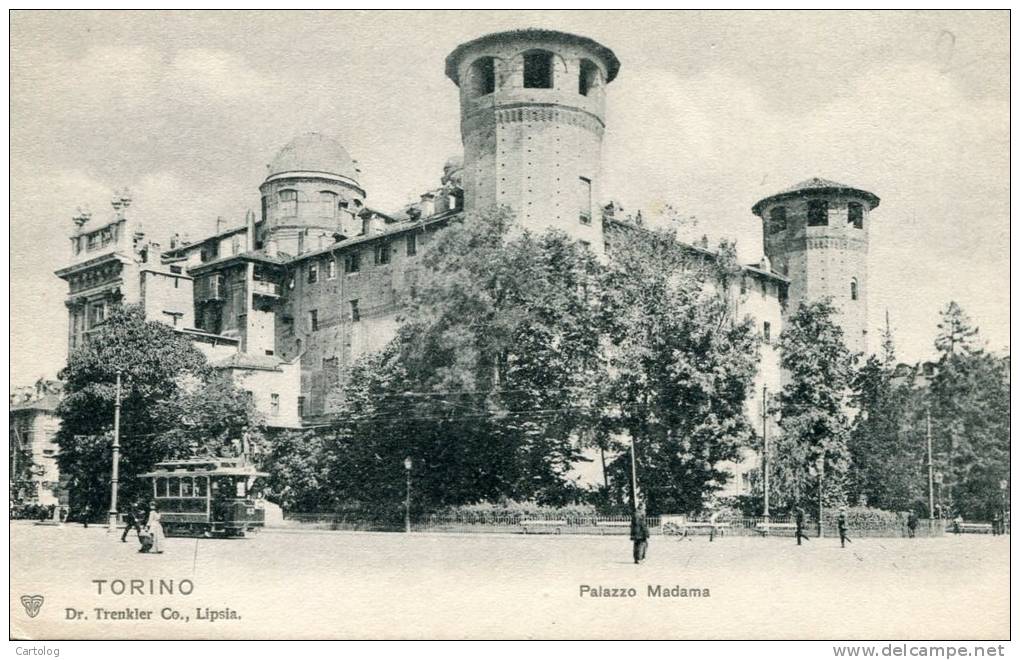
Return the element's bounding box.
[753,178,880,356]
[446,29,620,251]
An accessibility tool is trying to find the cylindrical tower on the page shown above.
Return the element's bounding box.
[445,29,620,250]
[259,132,366,256]
[752,178,880,355]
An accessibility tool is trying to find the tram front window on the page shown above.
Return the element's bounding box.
[157,477,168,497]
[169,478,180,497]
[180,477,193,497]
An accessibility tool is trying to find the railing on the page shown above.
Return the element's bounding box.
[252,280,280,297]
[276,512,949,538]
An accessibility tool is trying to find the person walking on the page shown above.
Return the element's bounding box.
[121,503,143,543]
[907,511,918,538]
[81,504,91,529]
[630,509,649,564]
[145,501,166,554]
[794,507,810,545]
[838,507,851,548]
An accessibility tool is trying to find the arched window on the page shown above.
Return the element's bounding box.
[467,56,496,97]
[807,199,829,226]
[769,206,787,234]
[848,202,864,229]
[279,189,298,217]
[523,50,554,89]
[579,59,599,96]
[850,278,859,301]
[319,191,338,219]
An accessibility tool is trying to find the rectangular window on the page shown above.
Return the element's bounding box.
[231,235,240,255]
[763,321,771,344]
[406,234,417,256]
[297,396,305,418]
[807,200,829,226]
[279,189,298,217]
[848,202,864,229]
[307,262,318,284]
[769,207,787,234]
[270,393,280,417]
[349,299,360,322]
[309,309,319,332]
[344,252,360,273]
[327,258,336,280]
[523,50,553,89]
[578,177,592,224]
[375,243,391,265]
[169,478,180,497]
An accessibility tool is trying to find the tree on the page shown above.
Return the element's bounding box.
[599,228,760,515]
[928,302,1008,519]
[299,208,604,512]
[55,305,263,518]
[772,299,855,510]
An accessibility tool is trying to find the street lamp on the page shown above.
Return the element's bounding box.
[816,456,825,538]
[999,479,1008,535]
[108,369,123,532]
[934,471,944,519]
[403,457,413,533]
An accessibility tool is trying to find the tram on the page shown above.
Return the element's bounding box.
[138,457,268,538]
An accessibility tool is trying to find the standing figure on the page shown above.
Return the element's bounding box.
[794,507,810,545]
[81,504,91,528]
[992,511,1002,536]
[838,507,851,548]
[630,510,649,564]
[907,511,918,538]
[121,503,143,543]
[146,501,166,554]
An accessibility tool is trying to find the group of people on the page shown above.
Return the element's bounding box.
[120,501,166,554]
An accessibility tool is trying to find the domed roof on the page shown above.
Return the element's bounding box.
[266,132,360,183]
[751,177,879,216]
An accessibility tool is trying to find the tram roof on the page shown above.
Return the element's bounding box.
[138,457,267,478]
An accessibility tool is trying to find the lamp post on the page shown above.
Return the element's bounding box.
[999,479,1008,535]
[403,457,412,533]
[762,385,770,522]
[816,456,825,538]
[107,369,123,532]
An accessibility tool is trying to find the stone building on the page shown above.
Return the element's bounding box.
[10,379,64,506]
[53,29,879,499]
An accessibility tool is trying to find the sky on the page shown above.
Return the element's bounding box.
[9,10,1010,385]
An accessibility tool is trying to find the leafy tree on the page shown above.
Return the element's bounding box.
[600,228,760,515]
[55,305,263,518]
[772,299,855,510]
[928,302,1008,519]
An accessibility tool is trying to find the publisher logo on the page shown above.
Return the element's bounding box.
[21,595,44,618]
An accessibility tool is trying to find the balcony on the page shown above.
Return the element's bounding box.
[252,280,280,298]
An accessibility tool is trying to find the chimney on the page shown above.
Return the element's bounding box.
[245,210,256,251]
[170,232,180,250]
[147,241,162,264]
[419,192,436,218]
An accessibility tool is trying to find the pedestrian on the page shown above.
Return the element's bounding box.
[709,509,720,542]
[81,504,90,529]
[145,501,166,554]
[630,508,649,564]
[991,511,1000,536]
[907,511,918,538]
[794,507,810,545]
[953,514,963,534]
[838,507,851,548]
[121,503,142,543]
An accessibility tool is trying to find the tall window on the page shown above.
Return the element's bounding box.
[807,199,829,226]
[349,299,360,322]
[297,396,305,418]
[763,321,771,344]
[270,393,280,417]
[769,206,787,234]
[468,56,496,97]
[848,202,864,229]
[327,258,336,280]
[578,177,592,224]
[523,50,554,89]
[279,189,298,217]
[579,59,599,96]
[344,252,360,273]
[406,234,417,256]
[851,279,859,301]
[307,262,318,284]
[375,243,391,265]
[231,235,240,255]
[308,309,319,332]
[261,195,268,222]
[319,191,338,219]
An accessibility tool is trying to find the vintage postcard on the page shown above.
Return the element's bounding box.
[9,10,1010,642]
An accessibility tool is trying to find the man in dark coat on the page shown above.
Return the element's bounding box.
[630,510,649,564]
[907,511,919,538]
[837,507,851,548]
[795,507,811,545]
[121,503,143,543]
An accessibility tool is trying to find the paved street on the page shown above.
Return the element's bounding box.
[10,521,1008,640]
